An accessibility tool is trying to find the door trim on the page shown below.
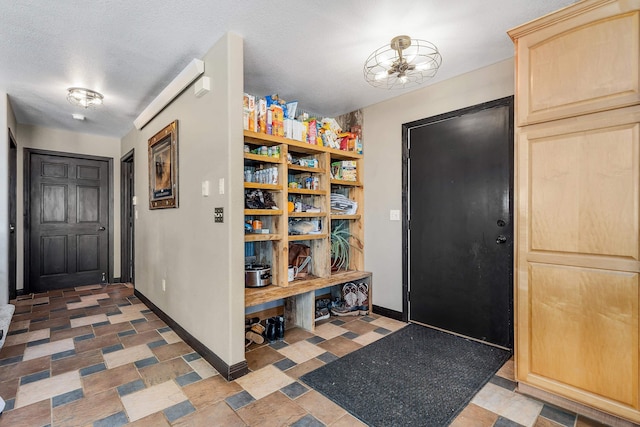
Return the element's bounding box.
[120,149,134,284]
[401,96,514,324]
[23,148,114,293]
[8,129,17,300]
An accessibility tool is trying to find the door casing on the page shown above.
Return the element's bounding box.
[120,149,135,284]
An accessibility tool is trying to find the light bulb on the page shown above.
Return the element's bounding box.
[374,71,387,81]
[416,61,433,71]
[399,74,408,84]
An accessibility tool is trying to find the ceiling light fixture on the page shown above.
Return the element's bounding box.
[364,35,442,89]
[67,87,104,108]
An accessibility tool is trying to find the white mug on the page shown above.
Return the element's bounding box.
[288,266,298,282]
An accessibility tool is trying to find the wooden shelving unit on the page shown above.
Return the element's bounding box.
[243,129,366,331]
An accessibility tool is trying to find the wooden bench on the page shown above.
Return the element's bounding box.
[245,270,372,331]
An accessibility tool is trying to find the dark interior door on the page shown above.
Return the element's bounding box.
[120,150,135,283]
[406,98,513,348]
[8,130,17,299]
[28,151,110,291]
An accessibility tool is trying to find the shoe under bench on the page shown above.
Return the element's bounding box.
[245,270,372,331]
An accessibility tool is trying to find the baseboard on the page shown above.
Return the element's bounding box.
[134,289,249,381]
[112,277,122,283]
[372,305,403,321]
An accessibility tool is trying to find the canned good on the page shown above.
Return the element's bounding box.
[252,220,262,230]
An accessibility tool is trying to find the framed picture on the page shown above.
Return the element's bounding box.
[148,120,179,209]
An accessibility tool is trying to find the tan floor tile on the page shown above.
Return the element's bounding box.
[66,293,109,310]
[535,417,564,427]
[277,340,326,364]
[159,330,182,344]
[134,319,167,333]
[0,356,51,382]
[283,327,315,344]
[183,375,242,409]
[118,303,147,313]
[126,411,172,427]
[0,343,26,360]
[0,377,19,400]
[313,322,348,340]
[340,319,378,335]
[496,358,515,381]
[27,316,70,332]
[53,388,123,427]
[472,382,543,426]
[245,345,285,371]
[295,389,347,425]
[74,333,120,354]
[119,330,162,347]
[235,364,295,400]
[16,369,82,408]
[82,363,140,395]
[139,357,193,387]
[4,328,50,347]
[52,349,103,376]
[317,336,362,357]
[103,343,155,369]
[329,413,368,426]
[107,310,146,324]
[8,319,30,333]
[0,399,51,427]
[286,358,325,380]
[23,337,75,361]
[450,402,499,427]
[151,341,193,361]
[369,317,407,331]
[188,357,219,379]
[50,325,93,342]
[93,321,133,337]
[70,313,108,328]
[236,391,307,427]
[121,380,188,422]
[173,400,247,427]
[352,330,384,346]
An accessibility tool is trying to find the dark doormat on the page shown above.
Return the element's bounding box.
[300,323,511,426]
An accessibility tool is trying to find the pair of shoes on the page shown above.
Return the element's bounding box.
[266,316,285,341]
[245,319,265,347]
[330,282,369,316]
[357,282,369,315]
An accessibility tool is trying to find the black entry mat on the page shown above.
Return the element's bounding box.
[300,323,511,426]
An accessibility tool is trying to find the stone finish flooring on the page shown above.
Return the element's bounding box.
[0,283,611,426]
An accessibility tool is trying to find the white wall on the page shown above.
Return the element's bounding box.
[120,32,246,367]
[15,124,122,291]
[362,58,514,312]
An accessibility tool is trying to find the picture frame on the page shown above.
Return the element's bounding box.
[148,120,179,209]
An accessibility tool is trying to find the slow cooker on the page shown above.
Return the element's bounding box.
[245,264,272,288]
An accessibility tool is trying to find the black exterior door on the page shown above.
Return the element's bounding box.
[27,151,110,292]
[405,98,513,348]
[8,131,17,299]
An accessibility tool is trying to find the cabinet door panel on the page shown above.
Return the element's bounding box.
[511,6,640,125]
[529,123,639,259]
[528,263,638,407]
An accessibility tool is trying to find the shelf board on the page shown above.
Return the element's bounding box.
[245,270,372,307]
[244,182,283,191]
[243,130,362,160]
[288,164,323,174]
[330,179,362,187]
[244,209,283,216]
[244,153,282,164]
[244,233,282,242]
[289,212,327,218]
[331,214,361,220]
[288,188,326,196]
[288,233,328,241]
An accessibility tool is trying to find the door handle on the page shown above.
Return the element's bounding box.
[9,224,15,233]
[98,226,106,231]
[496,235,507,244]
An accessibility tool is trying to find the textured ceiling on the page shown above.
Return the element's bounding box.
[0,0,577,138]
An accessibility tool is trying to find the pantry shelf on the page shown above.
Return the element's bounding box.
[244,233,282,242]
[244,209,283,216]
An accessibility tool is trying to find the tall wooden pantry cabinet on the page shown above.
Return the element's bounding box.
[509,0,640,423]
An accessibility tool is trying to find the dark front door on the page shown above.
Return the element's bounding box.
[120,150,135,283]
[8,130,17,299]
[27,151,110,292]
[405,97,513,348]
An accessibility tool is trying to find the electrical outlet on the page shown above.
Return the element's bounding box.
[390,210,401,221]
[162,279,166,292]
[214,207,224,223]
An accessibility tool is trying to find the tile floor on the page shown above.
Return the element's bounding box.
[0,283,611,427]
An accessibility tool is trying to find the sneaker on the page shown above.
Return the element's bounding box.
[342,282,359,311]
[315,307,330,321]
[331,302,360,316]
[357,282,369,315]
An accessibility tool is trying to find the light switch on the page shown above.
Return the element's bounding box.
[390,210,401,221]
[202,180,210,197]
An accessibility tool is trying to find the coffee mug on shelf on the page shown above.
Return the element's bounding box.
[288,266,298,282]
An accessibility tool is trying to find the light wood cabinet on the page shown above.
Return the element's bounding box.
[509,0,640,423]
[243,130,367,331]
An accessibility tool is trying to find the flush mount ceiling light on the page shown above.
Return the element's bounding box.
[67,87,104,108]
[364,35,442,89]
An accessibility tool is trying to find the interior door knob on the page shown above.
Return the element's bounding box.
[9,224,15,233]
[496,235,507,244]
[98,226,106,231]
